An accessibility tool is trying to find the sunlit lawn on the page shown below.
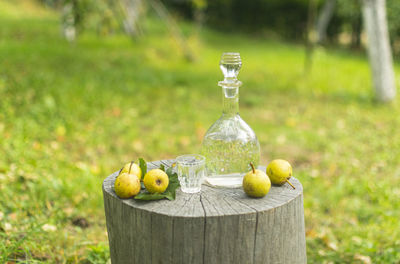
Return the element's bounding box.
[1,1,400,263]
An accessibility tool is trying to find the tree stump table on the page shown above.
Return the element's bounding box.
[103,160,307,264]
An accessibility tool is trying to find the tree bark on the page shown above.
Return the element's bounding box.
[316,0,336,44]
[362,0,396,102]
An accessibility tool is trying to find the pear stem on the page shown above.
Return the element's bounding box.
[286,179,296,189]
[250,162,256,174]
[129,161,134,174]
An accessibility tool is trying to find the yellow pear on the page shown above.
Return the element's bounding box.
[120,161,142,181]
[243,163,271,198]
[266,159,295,189]
[143,169,169,194]
[114,173,141,199]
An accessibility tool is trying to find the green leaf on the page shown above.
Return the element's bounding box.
[138,158,147,177]
[134,192,167,201]
[164,168,180,200]
[166,166,173,175]
[159,164,165,172]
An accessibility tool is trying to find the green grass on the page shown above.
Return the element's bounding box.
[1,1,400,263]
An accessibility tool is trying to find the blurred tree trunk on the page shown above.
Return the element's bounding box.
[304,0,318,73]
[316,0,336,44]
[119,0,144,38]
[61,0,77,42]
[193,0,207,35]
[362,0,396,102]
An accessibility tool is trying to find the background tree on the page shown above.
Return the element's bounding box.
[362,0,396,102]
[118,0,145,38]
[316,0,336,44]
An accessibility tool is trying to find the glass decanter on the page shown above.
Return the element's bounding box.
[202,52,260,188]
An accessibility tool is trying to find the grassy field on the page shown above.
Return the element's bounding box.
[1,1,400,263]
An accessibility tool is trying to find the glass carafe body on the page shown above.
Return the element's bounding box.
[202,52,260,188]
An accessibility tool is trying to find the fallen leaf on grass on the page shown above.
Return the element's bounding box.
[75,161,89,171]
[42,224,57,232]
[32,141,41,150]
[276,135,286,144]
[336,119,345,129]
[306,229,318,238]
[327,242,338,251]
[285,117,297,127]
[8,212,17,220]
[4,222,12,232]
[46,200,53,210]
[132,140,144,152]
[90,164,100,175]
[56,125,66,142]
[30,252,50,262]
[63,207,74,216]
[354,254,372,264]
[310,169,319,178]
[111,107,121,117]
[195,123,206,141]
[352,236,362,245]
[50,141,59,150]
[179,136,190,147]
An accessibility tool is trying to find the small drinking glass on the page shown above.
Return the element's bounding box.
[176,154,206,193]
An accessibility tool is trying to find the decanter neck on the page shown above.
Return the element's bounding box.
[219,52,242,116]
[222,86,239,116]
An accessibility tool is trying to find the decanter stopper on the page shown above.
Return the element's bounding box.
[219,52,242,86]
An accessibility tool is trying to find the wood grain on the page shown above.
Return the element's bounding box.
[103,160,306,264]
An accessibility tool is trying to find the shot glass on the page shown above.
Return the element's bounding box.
[176,154,206,193]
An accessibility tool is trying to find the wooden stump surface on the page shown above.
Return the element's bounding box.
[103,159,307,264]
